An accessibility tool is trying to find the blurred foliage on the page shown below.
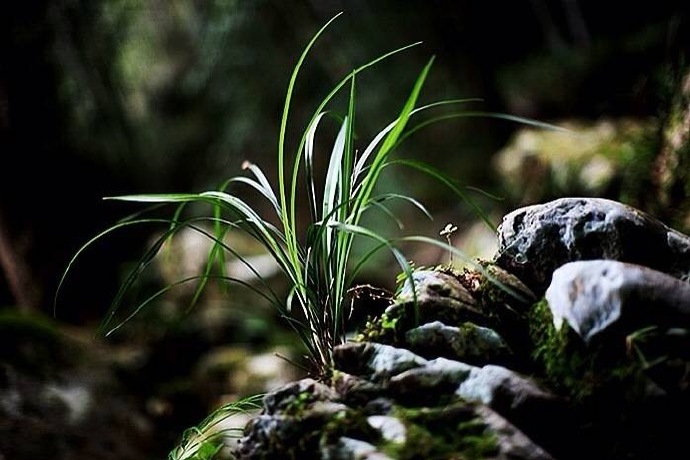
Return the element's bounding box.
[48,0,516,195]
[2,3,689,459]
[2,0,688,320]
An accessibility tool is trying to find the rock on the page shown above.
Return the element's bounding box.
[389,357,474,403]
[321,437,393,460]
[546,260,690,343]
[476,264,538,361]
[236,380,352,459]
[332,342,427,382]
[236,414,321,459]
[391,269,484,326]
[495,197,690,294]
[476,406,555,460]
[405,321,513,366]
[456,365,568,455]
[234,195,690,460]
[366,416,406,444]
[237,353,560,459]
[480,263,537,310]
[332,372,388,406]
[262,378,339,415]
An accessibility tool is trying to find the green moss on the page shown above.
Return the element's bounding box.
[381,403,498,460]
[454,419,500,459]
[320,408,380,448]
[283,390,316,416]
[353,311,403,345]
[528,299,644,402]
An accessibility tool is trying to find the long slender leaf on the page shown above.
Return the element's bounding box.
[394,110,569,150]
[304,111,329,222]
[62,11,557,384]
[388,158,496,229]
[54,218,172,316]
[287,41,424,252]
[105,274,276,337]
[355,57,435,217]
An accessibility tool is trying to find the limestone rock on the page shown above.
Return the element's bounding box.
[476,406,555,460]
[234,196,690,459]
[389,357,474,403]
[495,197,690,294]
[332,342,427,382]
[261,378,339,415]
[546,260,690,343]
[456,365,568,455]
[391,269,483,326]
[321,437,393,460]
[405,321,513,366]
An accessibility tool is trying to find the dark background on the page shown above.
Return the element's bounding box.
[2,0,688,326]
[2,2,690,458]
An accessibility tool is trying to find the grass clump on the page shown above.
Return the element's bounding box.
[57,12,545,379]
[56,12,560,459]
[168,394,263,460]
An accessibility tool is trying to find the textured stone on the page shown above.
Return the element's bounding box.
[321,437,393,460]
[331,372,388,406]
[405,321,513,365]
[333,342,427,382]
[456,365,567,454]
[262,378,338,415]
[366,416,406,444]
[456,365,556,410]
[546,260,690,342]
[235,197,690,460]
[476,405,555,460]
[389,357,474,403]
[390,269,484,325]
[495,197,690,294]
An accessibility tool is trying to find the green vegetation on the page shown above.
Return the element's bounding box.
[382,403,498,460]
[58,12,545,379]
[56,12,561,459]
[528,299,642,402]
[169,394,263,460]
[354,311,401,345]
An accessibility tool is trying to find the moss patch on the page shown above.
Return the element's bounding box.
[528,299,646,402]
[354,311,402,346]
[320,408,381,449]
[381,403,498,460]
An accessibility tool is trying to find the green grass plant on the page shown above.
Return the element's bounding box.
[57,12,555,380]
[167,393,263,460]
[53,13,569,460]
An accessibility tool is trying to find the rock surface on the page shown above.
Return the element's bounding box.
[495,197,690,294]
[546,260,690,342]
[233,198,690,459]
